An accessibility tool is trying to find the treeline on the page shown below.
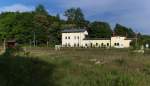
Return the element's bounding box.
[0,4,149,46]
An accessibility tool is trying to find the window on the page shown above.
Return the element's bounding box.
[117,43,119,46]
[114,43,117,46]
[107,43,109,46]
[90,43,93,47]
[68,36,70,39]
[74,44,76,47]
[114,43,119,46]
[65,37,67,39]
[96,43,99,46]
[77,36,79,39]
[101,43,104,46]
[85,44,88,46]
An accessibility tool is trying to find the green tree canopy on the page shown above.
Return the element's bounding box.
[35,4,48,15]
[88,21,112,38]
[114,24,135,37]
[0,6,148,47]
[64,8,87,28]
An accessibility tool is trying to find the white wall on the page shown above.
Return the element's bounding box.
[82,40,111,48]
[62,31,88,47]
[111,36,132,48]
[62,31,132,48]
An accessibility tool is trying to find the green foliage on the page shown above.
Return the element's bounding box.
[88,21,112,38]
[3,45,23,56]
[64,8,87,28]
[0,54,55,86]
[0,5,147,47]
[35,4,48,15]
[56,68,134,86]
[0,4,62,45]
[114,24,135,38]
[142,35,150,48]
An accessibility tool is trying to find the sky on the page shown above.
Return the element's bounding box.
[0,0,150,35]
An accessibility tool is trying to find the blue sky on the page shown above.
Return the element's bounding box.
[0,0,150,34]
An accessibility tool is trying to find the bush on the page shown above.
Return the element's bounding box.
[0,54,55,86]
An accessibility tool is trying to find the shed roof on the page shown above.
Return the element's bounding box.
[62,29,87,33]
[6,39,16,42]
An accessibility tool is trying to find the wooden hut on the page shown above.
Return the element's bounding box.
[6,40,17,48]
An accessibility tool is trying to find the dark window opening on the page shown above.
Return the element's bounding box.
[74,44,76,47]
[77,43,79,47]
[96,43,98,46]
[117,43,119,46]
[78,36,79,39]
[107,43,109,46]
[101,43,104,46]
[68,36,70,39]
[90,43,93,47]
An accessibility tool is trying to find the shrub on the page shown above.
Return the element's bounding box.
[0,54,55,86]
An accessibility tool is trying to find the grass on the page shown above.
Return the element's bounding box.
[0,47,150,86]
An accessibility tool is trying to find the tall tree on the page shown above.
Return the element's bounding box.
[35,4,48,15]
[64,8,86,28]
[33,5,50,44]
[114,24,135,37]
[88,21,112,38]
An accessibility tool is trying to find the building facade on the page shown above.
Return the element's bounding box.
[62,29,133,48]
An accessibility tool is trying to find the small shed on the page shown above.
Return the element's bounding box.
[6,40,17,48]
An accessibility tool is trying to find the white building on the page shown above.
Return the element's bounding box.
[62,29,133,48]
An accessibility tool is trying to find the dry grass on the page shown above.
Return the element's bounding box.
[21,47,150,86]
[1,47,149,86]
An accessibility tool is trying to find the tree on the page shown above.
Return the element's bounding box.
[56,14,60,21]
[0,6,146,47]
[142,35,150,48]
[0,6,63,46]
[64,8,86,28]
[127,28,136,38]
[35,4,48,15]
[114,24,135,37]
[88,21,112,38]
[33,5,51,44]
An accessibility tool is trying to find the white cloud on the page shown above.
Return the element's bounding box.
[0,4,34,13]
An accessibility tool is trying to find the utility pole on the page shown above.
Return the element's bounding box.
[29,39,32,48]
[135,32,138,48]
[47,41,49,47]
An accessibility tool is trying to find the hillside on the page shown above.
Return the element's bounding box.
[0,5,149,47]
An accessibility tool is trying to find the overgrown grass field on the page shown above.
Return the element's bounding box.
[0,48,150,86]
